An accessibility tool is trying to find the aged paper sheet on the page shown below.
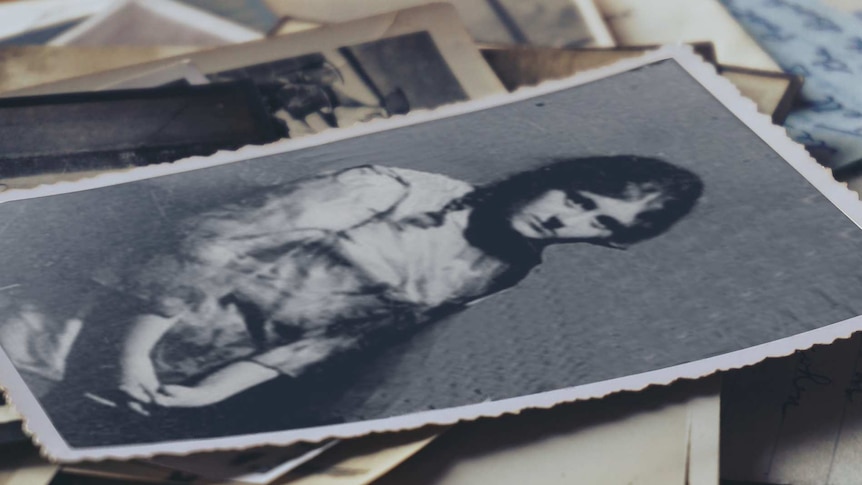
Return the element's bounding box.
[723,333,862,485]
[0,46,200,93]
[372,379,719,485]
[594,0,780,70]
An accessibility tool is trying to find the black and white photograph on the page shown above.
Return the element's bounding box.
[3,47,862,460]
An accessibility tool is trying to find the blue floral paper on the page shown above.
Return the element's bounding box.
[722,0,862,172]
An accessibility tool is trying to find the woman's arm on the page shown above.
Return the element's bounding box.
[185,166,410,265]
[152,336,354,408]
[118,313,178,403]
[154,361,279,408]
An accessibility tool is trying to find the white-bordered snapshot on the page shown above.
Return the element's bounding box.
[2,46,862,462]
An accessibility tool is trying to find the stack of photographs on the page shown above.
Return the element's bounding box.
[1,1,861,484]
[1,4,505,190]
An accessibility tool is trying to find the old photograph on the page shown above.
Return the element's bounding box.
[0,46,200,93]
[1,4,504,150]
[3,48,862,460]
[264,0,616,48]
[2,155,700,447]
[0,5,502,189]
[207,32,469,138]
[0,82,283,180]
[4,4,505,102]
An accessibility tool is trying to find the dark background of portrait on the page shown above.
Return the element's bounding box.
[3,60,862,446]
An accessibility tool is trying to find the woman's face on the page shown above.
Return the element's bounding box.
[509,185,665,241]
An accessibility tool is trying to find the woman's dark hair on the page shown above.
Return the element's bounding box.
[465,155,704,248]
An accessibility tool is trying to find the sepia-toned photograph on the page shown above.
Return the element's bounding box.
[4,4,505,103]
[0,4,504,191]
[207,32,469,138]
[3,49,862,461]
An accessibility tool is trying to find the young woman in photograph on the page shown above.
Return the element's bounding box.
[1,155,703,433]
[111,155,703,409]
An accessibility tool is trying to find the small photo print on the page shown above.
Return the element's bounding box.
[0,4,501,190]
[208,32,468,138]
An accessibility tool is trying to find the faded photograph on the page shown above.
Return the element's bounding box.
[0,82,282,180]
[0,10,489,188]
[4,59,862,452]
[0,155,701,445]
[207,32,467,138]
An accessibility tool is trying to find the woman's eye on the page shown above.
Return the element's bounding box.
[567,193,597,210]
[596,215,623,232]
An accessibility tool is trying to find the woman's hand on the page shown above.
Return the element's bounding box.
[118,313,178,404]
[153,360,280,408]
[153,384,231,408]
[118,355,160,404]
